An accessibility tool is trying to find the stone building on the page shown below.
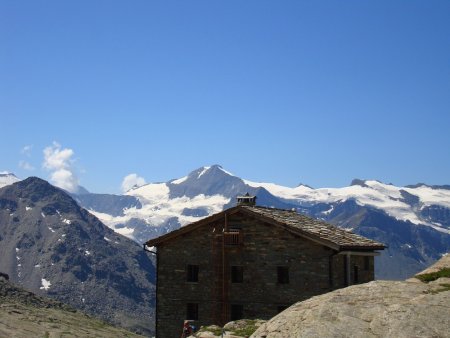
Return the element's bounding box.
[145,196,385,338]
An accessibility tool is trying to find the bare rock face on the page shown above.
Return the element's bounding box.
[0,177,156,336]
[251,255,450,338]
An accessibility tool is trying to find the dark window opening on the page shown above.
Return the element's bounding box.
[277,266,289,284]
[230,304,243,321]
[353,265,359,284]
[364,256,370,270]
[231,266,244,283]
[187,265,199,282]
[186,303,198,320]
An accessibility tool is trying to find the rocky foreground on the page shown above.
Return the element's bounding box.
[0,276,145,338]
[192,255,450,338]
[251,255,450,338]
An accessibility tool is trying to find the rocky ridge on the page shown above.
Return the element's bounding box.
[0,276,144,337]
[0,177,156,335]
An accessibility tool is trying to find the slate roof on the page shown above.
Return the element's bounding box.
[145,205,385,251]
[241,206,385,250]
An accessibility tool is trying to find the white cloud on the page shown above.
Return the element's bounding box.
[21,145,33,157]
[19,160,35,171]
[43,142,79,193]
[121,173,146,193]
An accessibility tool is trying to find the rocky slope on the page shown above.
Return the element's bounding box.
[250,255,450,338]
[0,276,144,338]
[0,177,156,336]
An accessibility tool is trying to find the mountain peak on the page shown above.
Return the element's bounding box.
[0,171,17,177]
[350,179,369,187]
[16,176,56,190]
[187,165,234,180]
[3,177,75,204]
[296,182,313,189]
[0,172,20,189]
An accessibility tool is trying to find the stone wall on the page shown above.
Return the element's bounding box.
[155,211,375,338]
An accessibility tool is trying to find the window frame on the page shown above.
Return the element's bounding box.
[186,264,199,283]
[353,265,359,284]
[231,265,244,283]
[277,266,290,284]
[186,303,199,320]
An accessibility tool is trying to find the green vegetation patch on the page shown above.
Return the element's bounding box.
[415,268,450,283]
[431,283,450,294]
[198,325,223,336]
[230,320,260,337]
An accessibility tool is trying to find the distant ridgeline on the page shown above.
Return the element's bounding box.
[71,165,450,280]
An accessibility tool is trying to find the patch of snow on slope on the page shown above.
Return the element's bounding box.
[87,209,137,239]
[323,205,334,215]
[40,278,51,290]
[403,185,450,209]
[245,179,450,234]
[244,179,314,199]
[127,183,170,203]
[0,173,20,188]
[218,166,234,176]
[198,166,210,178]
[89,181,231,239]
[172,176,188,184]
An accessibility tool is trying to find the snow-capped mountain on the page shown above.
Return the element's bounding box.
[244,178,450,234]
[70,165,450,279]
[0,172,20,188]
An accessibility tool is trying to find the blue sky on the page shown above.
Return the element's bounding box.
[1,1,449,193]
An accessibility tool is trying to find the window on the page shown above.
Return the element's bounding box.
[277,266,289,284]
[364,256,370,270]
[231,266,244,283]
[224,230,242,246]
[186,265,199,282]
[186,303,198,320]
[353,265,359,284]
[230,304,243,321]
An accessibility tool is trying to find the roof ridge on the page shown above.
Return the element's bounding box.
[241,205,297,212]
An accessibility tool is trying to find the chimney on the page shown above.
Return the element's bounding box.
[236,193,257,206]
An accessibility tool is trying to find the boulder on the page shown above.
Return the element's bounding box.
[251,254,450,338]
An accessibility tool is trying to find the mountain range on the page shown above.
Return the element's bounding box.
[0,177,155,335]
[74,165,450,280]
[2,166,450,280]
